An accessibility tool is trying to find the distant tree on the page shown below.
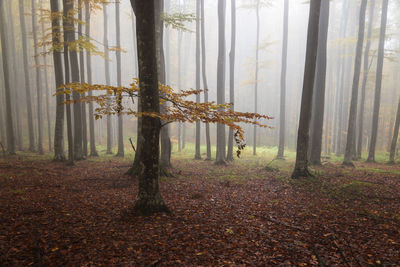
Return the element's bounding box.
[276,0,289,160]
[85,0,99,157]
[116,0,124,157]
[356,0,375,160]
[367,0,389,162]
[253,0,260,156]
[103,2,113,155]
[227,0,236,161]
[343,0,368,166]
[291,0,321,178]
[51,0,65,161]
[389,97,400,163]
[18,0,35,152]
[0,0,16,155]
[216,0,227,165]
[195,0,201,160]
[200,0,211,160]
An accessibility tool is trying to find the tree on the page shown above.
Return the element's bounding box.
[356,0,375,160]
[194,0,201,160]
[227,0,236,161]
[201,0,211,160]
[367,0,389,162]
[116,0,124,157]
[129,0,169,215]
[63,0,75,165]
[389,97,400,163]
[18,0,35,152]
[32,0,44,154]
[0,0,16,155]
[343,0,368,166]
[291,0,321,178]
[51,0,65,161]
[309,0,330,165]
[253,0,260,156]
[85,0,98,157]
[276,0,289,160]
[103,2,112,155]
[216,0,227,165]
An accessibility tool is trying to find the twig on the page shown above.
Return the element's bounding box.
[129,138,136,152]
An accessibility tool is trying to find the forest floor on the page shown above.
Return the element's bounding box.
[1,150,400,266]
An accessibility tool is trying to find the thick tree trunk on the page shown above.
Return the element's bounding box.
[63,0,74,165]
[389,97,400,163]
[85,1,98,157]
[200,0,211,160]
[309,0,330,165]
[18,0,35,152]
[103,3,113,155]
[51,0,65,161]
[0,0,16,155]
[356,0,374,159]
[116,0,124,157]
[343,0,368,166]
[291,0,321,178]
[216,0,227,165]
[129,0,169,215]
[253,0,260,156]
[367,0,388,162]
[227,0,236,161]
[277,0,289,160]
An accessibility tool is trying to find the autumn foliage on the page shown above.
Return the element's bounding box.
[59,80,272,156]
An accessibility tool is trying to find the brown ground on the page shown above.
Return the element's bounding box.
[1,156,400,266]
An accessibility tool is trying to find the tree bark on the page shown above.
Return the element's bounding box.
[18,0,35,152]
[291,0,321,178]
[51,0,65,161]
[309,0,330,165]
[0,0,16,155]
[116,0,124,157]
[389,97,400,163]
[216,0,227,165]
[200,0,211,160]
[277,0,289,160]
[367,0,388,162]
[343,0,368,166]
[253,0,260,156]
[227,0,236,161]
[194,0,202,160]
[129,0,169,215]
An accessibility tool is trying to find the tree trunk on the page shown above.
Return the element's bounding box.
[116,0,124,157]
[389,97,400,163]
[367,0,388,162]
[200,0,211,160]
[63,0,74,165]
[177,28,183,153]
[343,0,368,166]
[85,1,98,157]
[227,0,236,161]
[253,0,260,156]
[0,0,16,155]
[78,0,88,158]
[277,0,289,160]
[194,0,202,160]
[357,0,375,160]
[51,0,65,161]
[291,0,321,178]
[103,3,113,155]
[309,0,330,165]
[216,0,227,165]
[129,0,169,215]
[18,0,35,152]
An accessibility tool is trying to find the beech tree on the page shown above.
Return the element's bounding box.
[292,0,321,178]
[227,0,236,161]
[389,97,400,163]
[195,0,201,160]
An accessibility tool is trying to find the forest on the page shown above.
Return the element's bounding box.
[1,0,400,265]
